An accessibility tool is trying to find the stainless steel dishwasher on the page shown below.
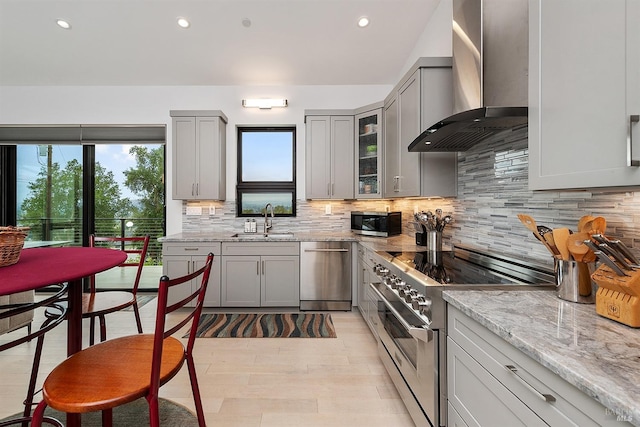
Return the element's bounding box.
[299,241,351,311]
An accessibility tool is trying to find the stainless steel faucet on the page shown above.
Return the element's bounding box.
[264,203,274,233]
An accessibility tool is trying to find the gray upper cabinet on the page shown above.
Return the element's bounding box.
[305,114,355,199]
[355,106,383,199]
[170,110,227,200]
[529,0,640,190]
[383,58,457,198]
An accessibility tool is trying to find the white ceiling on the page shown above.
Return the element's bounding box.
[0,0,442,86]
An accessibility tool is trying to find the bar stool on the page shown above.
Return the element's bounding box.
[31,254,214,427]
[0,283,67,427]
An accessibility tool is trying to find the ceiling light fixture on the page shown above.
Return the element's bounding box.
[242,18,252,28]
[56,19,71,29]
[242,98,288,109]
[177,17,190,28]
[357,16,370,28]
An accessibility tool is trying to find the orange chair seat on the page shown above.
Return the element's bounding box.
[82,291,135,316]
[42,334,185,414]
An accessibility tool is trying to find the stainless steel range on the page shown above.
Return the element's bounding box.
[368,245,554,427]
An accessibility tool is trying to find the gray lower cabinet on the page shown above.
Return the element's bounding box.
[221,242,300,307]
[447,305,632,427]
[162,242,222,307]
[356,244,378,337]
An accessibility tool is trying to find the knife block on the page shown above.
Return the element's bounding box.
[591,264,640,327]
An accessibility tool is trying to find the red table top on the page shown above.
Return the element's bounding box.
[0,247,128,295]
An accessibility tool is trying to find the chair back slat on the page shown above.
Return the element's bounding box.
[89,235,150,293]
[149,252,214,394]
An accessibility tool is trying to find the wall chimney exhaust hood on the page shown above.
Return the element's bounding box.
[409,0,529,152]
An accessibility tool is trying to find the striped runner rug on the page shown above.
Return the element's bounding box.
[191,313,337,338]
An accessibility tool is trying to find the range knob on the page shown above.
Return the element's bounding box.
[388,277,399,289]
[414,298,432,316]
[410,294,426,310]
[374,264,389,276]
[398,285,413,297]
[383,275,397,287]
[404,289,419,303]
[392,279,406,290]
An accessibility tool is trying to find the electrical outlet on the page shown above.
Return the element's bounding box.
[186,206,202,216]
[209,205,215,215]
[385,205,390,212]
[325,204,332,215]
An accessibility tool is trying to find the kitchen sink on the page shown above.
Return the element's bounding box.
[231,232,295,239]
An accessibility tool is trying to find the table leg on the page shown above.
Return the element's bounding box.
[66,278,83,427]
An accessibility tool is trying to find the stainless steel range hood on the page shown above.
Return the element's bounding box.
[408,0,528,152]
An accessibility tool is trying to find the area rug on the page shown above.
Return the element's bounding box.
[124,294,156,311]
[191,313,337,338]
[0,397,197,426]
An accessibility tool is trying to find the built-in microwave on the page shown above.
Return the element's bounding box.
[350,211,401,237]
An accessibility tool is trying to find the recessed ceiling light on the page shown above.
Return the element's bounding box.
[177,17,190,28]
[56,19,71,29]
[242,18,252,28]
[357,16,370,28]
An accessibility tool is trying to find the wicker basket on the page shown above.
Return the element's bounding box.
[0,226,30,267]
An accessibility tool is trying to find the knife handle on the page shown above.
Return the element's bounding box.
[594,250,629,276]
[598,243,634,270]
[611,240,640,266]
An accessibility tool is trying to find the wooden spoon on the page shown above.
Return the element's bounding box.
[517,214,558,257]
[591,216,607,235]
[552,228,571,261]
[577,215,595,232]
[566,232,591,262]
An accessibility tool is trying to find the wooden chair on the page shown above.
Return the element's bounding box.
[0,283,67,427]
[31,252,214,427]
[85,235,150,345]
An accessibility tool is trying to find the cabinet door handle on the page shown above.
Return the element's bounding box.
[196,183,199,195]
[628,115,640,167]
[332,183,335,196]
[505,365,556,403]
[257,261,260,275]
[183,247,199,251]
[327,183,330,196]
[304,248,349,253]
[191,183,195,196]
[262,260,265,275]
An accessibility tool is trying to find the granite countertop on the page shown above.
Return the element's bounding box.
[443,290,640,425]
[159,231,425,251]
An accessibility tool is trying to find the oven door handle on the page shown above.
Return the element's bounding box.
[369,283,433,343]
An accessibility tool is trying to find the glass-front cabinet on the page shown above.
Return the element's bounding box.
[355,107,382,198]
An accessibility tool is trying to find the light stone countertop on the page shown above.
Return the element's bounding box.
[443,289,640,426]
[159,231,426,252]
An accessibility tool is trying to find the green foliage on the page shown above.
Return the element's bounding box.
[123,145,165,221]
[20,158,132,223]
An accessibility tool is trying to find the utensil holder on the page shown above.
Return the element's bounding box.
[555,259,596,304]
[426,231,442,252]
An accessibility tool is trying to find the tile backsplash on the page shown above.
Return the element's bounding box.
[183,128,639,268]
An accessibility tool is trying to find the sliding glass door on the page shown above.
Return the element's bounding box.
[1,125,166,291]
[17,144,83,246]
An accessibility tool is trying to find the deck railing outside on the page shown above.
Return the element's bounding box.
[19,217,164,265]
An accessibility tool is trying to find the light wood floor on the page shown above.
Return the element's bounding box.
[0,299,415,426]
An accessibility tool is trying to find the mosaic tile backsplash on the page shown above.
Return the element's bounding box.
[183,128,639,269]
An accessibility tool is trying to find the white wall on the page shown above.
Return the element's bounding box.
[0,84,389,234]
[396,0,453,82]
[0,1,454,236]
